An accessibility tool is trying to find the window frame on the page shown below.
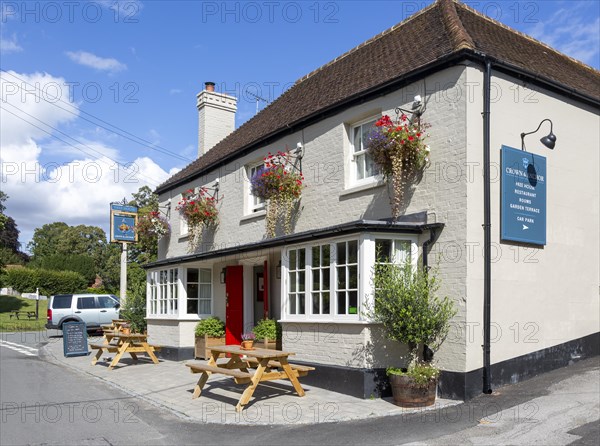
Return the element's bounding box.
[185,267,213,317]
[281,233,418,322]
[147,267,179,317]
[246,161,266,214]
[348,116,381,187]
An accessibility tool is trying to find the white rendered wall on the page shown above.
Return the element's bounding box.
[464,64,600,372]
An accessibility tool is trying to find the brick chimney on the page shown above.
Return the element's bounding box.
[197,82,237,157]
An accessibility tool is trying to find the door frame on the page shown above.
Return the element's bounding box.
[239,256,267,333]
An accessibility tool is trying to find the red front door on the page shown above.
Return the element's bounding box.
[225,265,244,345]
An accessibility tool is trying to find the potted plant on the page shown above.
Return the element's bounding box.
[370,261,456,407]
[194,317,226,359]
[241,332,256,350]
[250,150,304,238]
[366,114,430,220]
[176,187,219,252]
[252,318,282,350]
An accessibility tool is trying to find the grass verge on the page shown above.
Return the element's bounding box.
[0,294,48,332]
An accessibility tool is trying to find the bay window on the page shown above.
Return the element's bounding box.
[283,235,416,321]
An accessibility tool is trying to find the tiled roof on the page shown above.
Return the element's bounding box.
[157,0,600,193]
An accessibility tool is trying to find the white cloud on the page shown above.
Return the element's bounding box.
[0,34,22,53]
[169,88,182,95]
[66,50,127,73]
[0,71,175,249]
[528,5,600,67]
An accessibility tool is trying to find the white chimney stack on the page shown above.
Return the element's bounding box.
[197,82,237,157]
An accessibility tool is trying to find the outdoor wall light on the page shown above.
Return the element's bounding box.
[220,268,226,284]
[521,118,556,151]
[275,261,281,280]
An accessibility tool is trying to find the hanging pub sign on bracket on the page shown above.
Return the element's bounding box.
[110,201,138,243]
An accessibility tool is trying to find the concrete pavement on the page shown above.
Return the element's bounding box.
[39,332,461,425]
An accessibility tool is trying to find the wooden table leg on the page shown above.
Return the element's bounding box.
[141,342,160,364]
[236,358,267,412]
[279,357,306,397]
[109,341,130,370]
[192,372,211,399]
[192,351,221,399]
[91,348,103,365]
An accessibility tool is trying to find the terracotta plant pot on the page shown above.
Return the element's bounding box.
[389,374,437,407]
[241,340,254,350]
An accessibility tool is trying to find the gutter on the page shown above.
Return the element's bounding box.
[145,220,445,269]
[422,227,437,269]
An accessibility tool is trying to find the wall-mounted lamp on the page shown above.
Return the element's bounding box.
[521,118,556,151]
[395,95,427,126]
[275,261,281,280]
[220,268,227,284]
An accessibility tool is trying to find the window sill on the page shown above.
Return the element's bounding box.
[240,210,266,223]
[340,180,385,198]
[278,319,373,325]
[178,234,190,241]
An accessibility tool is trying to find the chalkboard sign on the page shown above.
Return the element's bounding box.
[63,322,89,357]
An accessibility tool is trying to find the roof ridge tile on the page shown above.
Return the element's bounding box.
[438,0,475,50]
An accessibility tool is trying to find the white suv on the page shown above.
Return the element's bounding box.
[46,294,120,331]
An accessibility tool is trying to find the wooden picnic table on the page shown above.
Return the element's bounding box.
[9,310,37,320]
[90,332,160,370]
[186,344,314,412]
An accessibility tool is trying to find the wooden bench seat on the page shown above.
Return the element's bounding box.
[186,362,253,381]
[89,343,120,353]
[243,357,316,373]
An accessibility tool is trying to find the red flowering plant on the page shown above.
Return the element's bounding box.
[176,187,219,251]
[250,150,304,237]
[366,114,430,220]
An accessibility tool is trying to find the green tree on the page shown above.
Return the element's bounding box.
[0,191,8,231]
[0,216,21,253]
[128,185,161,264]
[27,222,69,258]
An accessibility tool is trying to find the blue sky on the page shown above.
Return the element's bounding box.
[1,0,599,250]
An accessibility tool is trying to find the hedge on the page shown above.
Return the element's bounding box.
[4,268,87,296]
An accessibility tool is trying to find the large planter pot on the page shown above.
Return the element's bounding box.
[389,374,437,407]
[194,334,226,359]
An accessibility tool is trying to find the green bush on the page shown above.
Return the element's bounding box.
[371,262,456,362]
[195,317,225,338]
[252,318,281,340]
[32,254,96,283]
[4,268,87,296]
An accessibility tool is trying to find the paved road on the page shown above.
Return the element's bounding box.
[1,331,598,445]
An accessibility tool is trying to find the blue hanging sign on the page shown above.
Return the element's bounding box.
[110,203,138,243]
[501,145,547,245]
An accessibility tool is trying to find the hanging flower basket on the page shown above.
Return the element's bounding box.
[176,188,219,251]
[136,211,170,240]
[366,114,430,220]
[250,151,304,238]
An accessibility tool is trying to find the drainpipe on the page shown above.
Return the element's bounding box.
[422,228,437,270]
[482,59,493,394]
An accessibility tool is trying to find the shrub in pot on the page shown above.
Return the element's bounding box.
[252,318,282,350]
[194,317,225,359]
[370,261,456,407]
